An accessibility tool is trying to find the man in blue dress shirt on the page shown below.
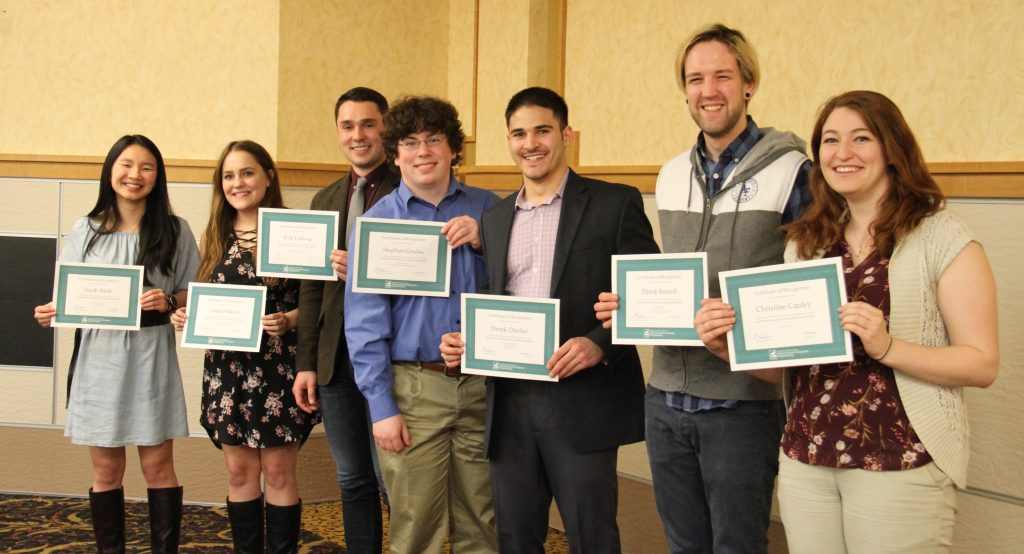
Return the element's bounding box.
[344,96,500,553]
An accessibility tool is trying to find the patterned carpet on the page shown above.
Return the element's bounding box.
[0,493,570,552]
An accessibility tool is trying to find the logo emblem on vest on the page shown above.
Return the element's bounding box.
[731,179,758,203]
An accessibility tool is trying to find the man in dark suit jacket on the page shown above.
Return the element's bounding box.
[292,87,398,554]
[441,87,660,553]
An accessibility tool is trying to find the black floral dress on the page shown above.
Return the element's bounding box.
[200,231,320,448]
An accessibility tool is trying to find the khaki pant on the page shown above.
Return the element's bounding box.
[778,453,957,554]
[377,363,496,553]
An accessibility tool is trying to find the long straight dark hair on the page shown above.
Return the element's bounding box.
[86,135,181,275]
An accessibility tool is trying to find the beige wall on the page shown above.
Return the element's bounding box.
[0,0,280,159]
[556,0,1024,166]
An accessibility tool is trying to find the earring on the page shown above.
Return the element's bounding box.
[745,92,751,99]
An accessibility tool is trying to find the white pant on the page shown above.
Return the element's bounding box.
[778,453,957,554]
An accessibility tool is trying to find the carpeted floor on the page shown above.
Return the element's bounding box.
[0,493,570,552]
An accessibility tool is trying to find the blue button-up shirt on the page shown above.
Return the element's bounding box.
[344,177,500,422]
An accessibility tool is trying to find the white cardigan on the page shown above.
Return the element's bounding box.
[785,210,974,488]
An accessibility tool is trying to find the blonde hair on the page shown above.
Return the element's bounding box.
[675,23,760,92]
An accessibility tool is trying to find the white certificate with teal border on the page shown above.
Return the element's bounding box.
[720,257,852,371]
[611,253,707,346]
[52,262,144,330]
[461,293,560,382]
[351,217,452,297]
[181,283,267,352]
[256,207,339,281]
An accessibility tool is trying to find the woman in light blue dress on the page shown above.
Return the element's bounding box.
[34,135,199,553]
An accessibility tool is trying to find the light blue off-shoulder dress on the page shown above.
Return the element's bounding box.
[60,216,200,447]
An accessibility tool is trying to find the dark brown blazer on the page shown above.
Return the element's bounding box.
[296,167,400,385]
[481,170,660,455]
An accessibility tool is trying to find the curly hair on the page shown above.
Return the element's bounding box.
[785,91,944,259]
[381,96,465,166]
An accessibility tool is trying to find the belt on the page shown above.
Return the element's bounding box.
[395,361,463,379]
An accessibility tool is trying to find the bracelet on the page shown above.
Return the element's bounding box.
[876,336,894,361]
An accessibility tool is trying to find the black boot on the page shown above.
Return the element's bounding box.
[226,496,264,554]
[89,488,126,554]
[147,486,183,553]
[265,500,302,554]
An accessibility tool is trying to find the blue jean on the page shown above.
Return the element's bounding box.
[319,357,387,554]
[645,386,784,554]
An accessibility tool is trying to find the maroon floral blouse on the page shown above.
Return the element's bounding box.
[780,240,932,471]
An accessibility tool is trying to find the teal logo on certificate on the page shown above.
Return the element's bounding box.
[351,217,453,297]
[460,293,560,382]
[256,208,339,281]
[611,253,708,346]
[719,258,853,371]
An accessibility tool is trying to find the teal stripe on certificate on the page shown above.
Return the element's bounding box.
[461,294,559,381]
[257,208,338,280]
[52,262,144,330]
[612,253,707,346]
[181,283,267,352]
[352,218,450,296]
[721,258,851,370]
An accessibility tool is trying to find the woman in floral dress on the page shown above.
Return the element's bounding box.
[173,140,318,553]
[695,91,999,553]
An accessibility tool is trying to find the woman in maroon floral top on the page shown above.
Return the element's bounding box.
[694,91,998,553]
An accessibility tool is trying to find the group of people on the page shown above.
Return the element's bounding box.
[32,21,998,554]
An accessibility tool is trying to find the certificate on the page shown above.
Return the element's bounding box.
[351,217,452,297]
[180,283,267,352]
[51,262,144,330]
[611,253,707,345]
[461,294,560,382]
[256,208,339,281]
[719,258,852,371]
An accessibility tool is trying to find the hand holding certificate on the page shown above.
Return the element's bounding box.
[51,262,144,330]
[351,217,452,297]
[611,253,708,345]
[719,258,852,371]
[181,283,267,352]
[257,208,339,280]
[460,294,560,381]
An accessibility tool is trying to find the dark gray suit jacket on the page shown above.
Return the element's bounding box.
[481,170,660,455]
[296,167,400,385]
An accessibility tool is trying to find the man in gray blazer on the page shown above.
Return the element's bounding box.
[293,86,398,554]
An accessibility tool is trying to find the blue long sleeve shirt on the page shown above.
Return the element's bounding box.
[344,177,500,422]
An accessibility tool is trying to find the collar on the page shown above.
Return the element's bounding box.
[396,175,463,206]
[514,170,569,210]
[350,162,389,187]
[696,115,762,166]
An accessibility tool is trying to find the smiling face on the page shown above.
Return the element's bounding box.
[819,107,891,204]
[110,144,158,205]
[336,100,386,173]
[220,149,270,216]
[683,40,754,145]
[507,105,573,189]
[393,130,455,195]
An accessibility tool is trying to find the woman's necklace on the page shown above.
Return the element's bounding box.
[845,228,874,264]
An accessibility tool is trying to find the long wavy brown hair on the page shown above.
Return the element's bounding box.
[198,140,285,283]
[785,91,944,260]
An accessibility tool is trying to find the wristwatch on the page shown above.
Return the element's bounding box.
[165,293,178,312]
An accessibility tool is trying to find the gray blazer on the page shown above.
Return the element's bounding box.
[296,166,400,385]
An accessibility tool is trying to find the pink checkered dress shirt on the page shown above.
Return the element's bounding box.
[505,173,568,298]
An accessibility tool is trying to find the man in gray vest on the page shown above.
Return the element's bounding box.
[597,24,810,553]
[292,86,398,554]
